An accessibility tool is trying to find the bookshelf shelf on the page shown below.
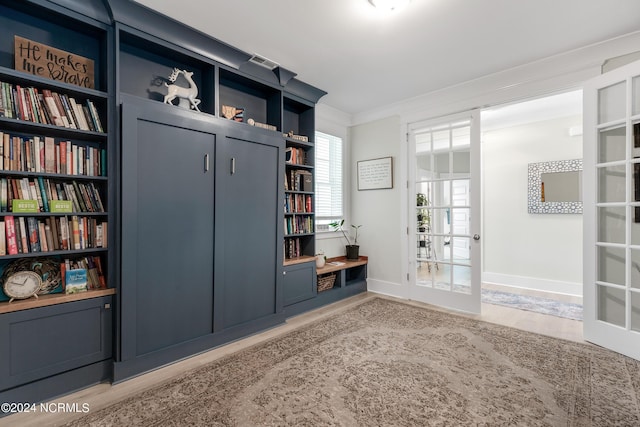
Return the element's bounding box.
[285,138,314,148]
[0,212,107,217]
[0,0,114,404]
[0,117,107,140]
[283,255,316,267]
[0,247,107,261]
[0,287,114,314]
[0,171,107,181]
[219,67,281,130]
[0,66,108,100]
[286,163,314,170]
[285,190,314,195]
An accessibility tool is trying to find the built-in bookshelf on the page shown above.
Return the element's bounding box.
[0,3,109,311]
[0,0,113,404]
[0,78,108,304]
[283,95,315,264]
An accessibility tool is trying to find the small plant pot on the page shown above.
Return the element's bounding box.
[316,255,326,268]
[346,245,360,260]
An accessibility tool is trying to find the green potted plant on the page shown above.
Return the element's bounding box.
[416,193,430,232]
[329,219,362,260]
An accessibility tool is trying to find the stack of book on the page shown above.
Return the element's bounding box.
[0,132,106,176]
[0,215,107,255]
[0,81,104,132]
[285,170,313,192]
[0,177,104,213]
[62,255,106,293]
[284,237,302,259]
[284,216,313,235]
[284,193,312,214]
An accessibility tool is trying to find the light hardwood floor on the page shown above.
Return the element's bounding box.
[0,289,584,427]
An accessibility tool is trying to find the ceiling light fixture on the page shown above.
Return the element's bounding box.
[368,0,410,11]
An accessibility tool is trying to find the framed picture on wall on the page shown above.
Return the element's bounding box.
[357,157,393,190]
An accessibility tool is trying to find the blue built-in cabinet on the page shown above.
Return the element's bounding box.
[0,0,365,407]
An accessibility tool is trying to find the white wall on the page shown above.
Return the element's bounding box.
[349,116,404,289]
[482,115,583,295]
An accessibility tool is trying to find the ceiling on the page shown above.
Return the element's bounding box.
[133,0,640,115]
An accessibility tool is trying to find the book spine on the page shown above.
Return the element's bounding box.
[59,216,69,250]
[71,215,80,250]
[39,222,49,252]
[37,176,49,212]
[5,216,17,255]
[18,216,28,253]
[0,220,5,256]
[27,216,40,252]
[60,140,67,175]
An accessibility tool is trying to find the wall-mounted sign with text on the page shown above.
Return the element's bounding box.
[14,36,95,89]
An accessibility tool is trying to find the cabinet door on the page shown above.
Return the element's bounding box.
[215,131,283,329]
[283,262,316,306]
[0,296,112,391]
[121,99,215,360]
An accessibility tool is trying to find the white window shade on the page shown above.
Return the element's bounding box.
[315,131,343,231]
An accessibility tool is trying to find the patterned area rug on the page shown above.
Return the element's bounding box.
[481,288,583,320]
[65,298,638,426]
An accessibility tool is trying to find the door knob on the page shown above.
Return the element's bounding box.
[473,234,480,240]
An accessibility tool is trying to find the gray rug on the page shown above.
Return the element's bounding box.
[65,298,639,426]
[481,288,583,320]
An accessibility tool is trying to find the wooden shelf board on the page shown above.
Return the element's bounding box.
[317,256,368,275]
[283,255,316,267]
[0,288,115,314]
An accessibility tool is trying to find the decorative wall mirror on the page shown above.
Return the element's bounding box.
[528,159,583,214]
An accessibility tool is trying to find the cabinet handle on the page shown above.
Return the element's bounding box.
[230,157,236,175]
[204,154,210,172]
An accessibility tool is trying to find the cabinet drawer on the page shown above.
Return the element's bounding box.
[283,262,316,306]
[0,296,112,391]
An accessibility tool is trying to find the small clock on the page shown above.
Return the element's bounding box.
[3,271,42,303]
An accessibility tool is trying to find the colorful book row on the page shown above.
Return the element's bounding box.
[0,81,104,132]
[0,132,105,176]
[285,193,313,214]
[0,177,104,213]
[284,215,313,236]
[0,215,107,256]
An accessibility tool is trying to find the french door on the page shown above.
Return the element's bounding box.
[583,60,640,360]
[408,110,481,313]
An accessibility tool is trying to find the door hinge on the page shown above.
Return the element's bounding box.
[407,273,410,281]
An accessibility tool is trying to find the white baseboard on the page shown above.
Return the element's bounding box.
[366,278,408,299]
[482,272,582,297]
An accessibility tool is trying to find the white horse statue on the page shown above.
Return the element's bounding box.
[164,68,201,111]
